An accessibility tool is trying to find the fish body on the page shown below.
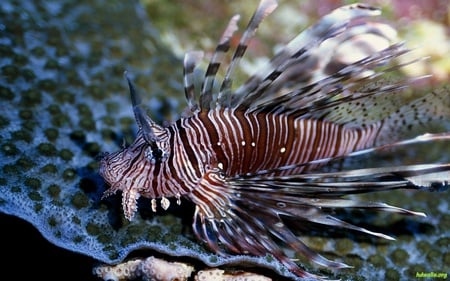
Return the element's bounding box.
[100,1,450,279]
[101,106,382,215]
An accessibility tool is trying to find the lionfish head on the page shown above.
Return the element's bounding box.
[99,75,170,220]
[99,139,143,192]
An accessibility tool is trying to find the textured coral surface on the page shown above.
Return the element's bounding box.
[0,0,448,281]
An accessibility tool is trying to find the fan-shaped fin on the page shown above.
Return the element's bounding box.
[246,43,410,116]
[186,160,447,281]
[254,32,406,114]
[230,162,450,195]
[231,3,385,109]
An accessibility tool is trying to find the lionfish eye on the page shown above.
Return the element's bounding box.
[144,141,164,164]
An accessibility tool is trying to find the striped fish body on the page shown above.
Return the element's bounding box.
[100,1,450,280]
[101,109,379,208]
[181,108,380,177]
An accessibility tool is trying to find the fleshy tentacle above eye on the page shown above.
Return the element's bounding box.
[126,73,158,145]
[125,73,168,162]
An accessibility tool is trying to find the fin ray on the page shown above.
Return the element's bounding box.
[231,4,387,109]
[199,15,240,109]
[217,0,278,107]
[183,51,204,113]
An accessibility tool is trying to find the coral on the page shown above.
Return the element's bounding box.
[195,269,272,281]
[93,257,272,281]
[94,259,142,281]
[140,257,194,281]
[93,256,194,281]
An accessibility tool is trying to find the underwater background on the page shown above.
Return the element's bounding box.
[0,0,448,280]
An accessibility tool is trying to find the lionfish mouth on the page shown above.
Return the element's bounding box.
[98,152,121,188]
[98,159,108,182]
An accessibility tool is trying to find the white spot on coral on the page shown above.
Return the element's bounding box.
[218,162,224,170]
[241,140,246,146]
[280,147,286,153]
[251,142,256,147]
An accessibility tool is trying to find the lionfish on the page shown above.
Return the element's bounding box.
[100,1,450,279]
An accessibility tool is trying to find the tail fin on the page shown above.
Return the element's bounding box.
[375,87,450,144]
